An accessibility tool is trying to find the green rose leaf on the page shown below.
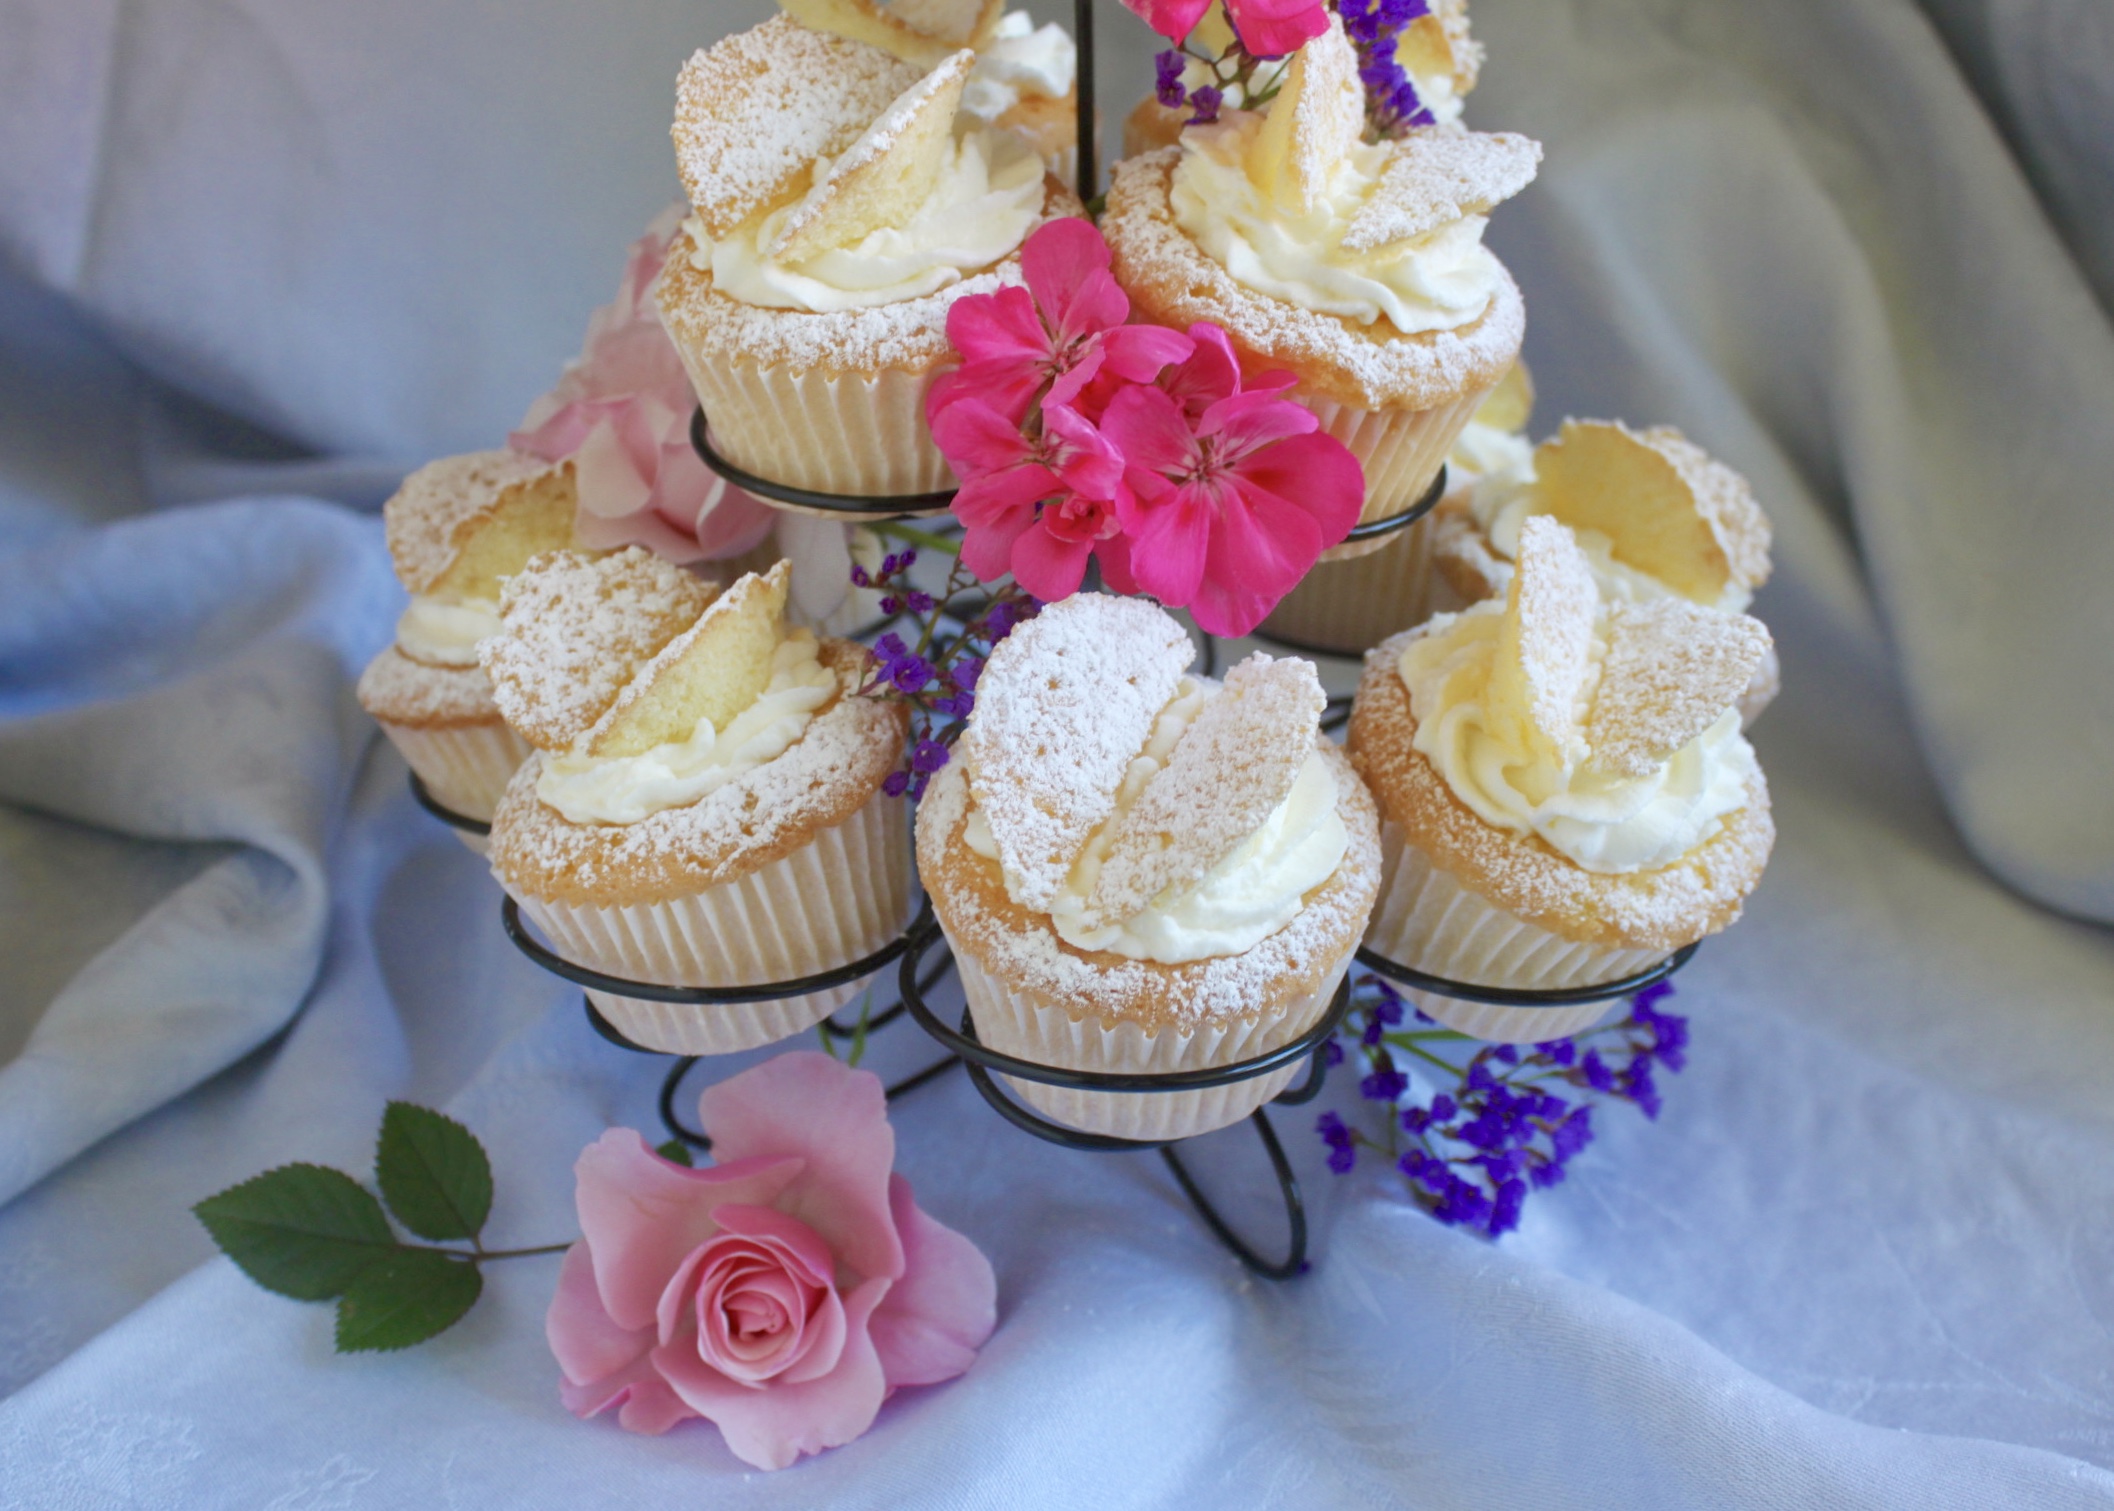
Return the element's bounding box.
[375,1102,493,1242]
[193,1165,399,1301]
[654,1139,695,1167]
[334,1248,483,1353]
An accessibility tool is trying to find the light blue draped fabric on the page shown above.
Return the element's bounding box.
[0,1,2111,1504]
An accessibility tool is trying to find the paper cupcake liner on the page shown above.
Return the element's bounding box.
[1309,385,1493,562]
[512,792,913,1055]
[379,719,531,852]
[1259,513,1439,656]
[674,348,955,507]
[1364,825,1668,1043]
[945,926,1353,1142]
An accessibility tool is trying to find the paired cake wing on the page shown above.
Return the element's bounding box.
[1084,655,1326,930]
[1398,0,1484,99]
[886,0,1004,46]
[585,561,794,758]
[482,549,718,753]
[962,594,1195,915]
[1342,129,1542,253]
[1488,516,1597,762]
[1251,14,1365,217]
[769,49,975,263]
[672,16,922,240]
[1531,419,1773,604]
[779,0,961,66]
[1587,598,1771,777]
[383,451,578,597]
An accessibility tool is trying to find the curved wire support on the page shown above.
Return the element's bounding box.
[658,1058,712,1150]
[691,408,956,518]
[1333,463,1448,550]
[1354,939,1701,1007]
[894,901,1346,1279]
[407,772,491,837]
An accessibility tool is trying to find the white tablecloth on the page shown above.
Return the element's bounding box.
[2,1,2112,1505]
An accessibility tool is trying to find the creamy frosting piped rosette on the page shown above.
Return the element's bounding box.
[655,7,1085,500]
[482,550,912,1054]
[1429,417,1781,722]
[355,452,585,844]
[1349,516,1777,1043]
[916,593,1382,1141]
[1104,14,1538,558]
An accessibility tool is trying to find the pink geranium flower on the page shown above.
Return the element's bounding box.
[1120,0,1330,57]
[512,207,774,563]
[933,397,1130,602]
[929,219,1191,428]
[1101,324,1364,637]
[546,1052,997,1472]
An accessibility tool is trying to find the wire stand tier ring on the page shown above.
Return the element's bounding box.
[501,897,960,1148]
[894,901,1352,1280]
[407,772,492,838]
[1353,938,1701,1008]
[690,407,957,520]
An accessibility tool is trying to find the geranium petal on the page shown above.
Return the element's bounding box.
[946,284,1048,368]
[573,1130,803,1333]
[1224,0,1330,57]
[1100,322,1195,384]
[1200,389,1319,457]
[1233,431,1367,544]
[1124,0,1215,43]
[1043,405,1125,499]
[1007,519,1095,601]
[1022,220,1123,342]
[1099,383,1198,478]
[931,398,1036,477]
[698,1051,904,1286]
[866,1174,998,1389]
[1044,343,1106,412]
[1095,527,1140,595]
[1161,322,1242,415]
[1189,474,1326,637]
[960,505,1037,582]
[953,463,1062,526]
[654,1277,891,1471]
[1124,479,1215,607]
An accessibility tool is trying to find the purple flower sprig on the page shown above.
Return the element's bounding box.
[854,543,1038,800]
[1317,976,1689,1238]
[1151,37,1290,127]
[1337,0,1438,137]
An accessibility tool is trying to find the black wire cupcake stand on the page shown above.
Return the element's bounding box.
[406,8,1691,1275]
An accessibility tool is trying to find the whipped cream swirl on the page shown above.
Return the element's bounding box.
[961,12,1074,121]
[1398,605,1758,873]
[688,128,1044,314]
[537,632,836,825]
[1169,113,1501,334]
[964,678,1349,964]
[395,595,501,669]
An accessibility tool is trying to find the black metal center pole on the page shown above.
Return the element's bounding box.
[1075,0,1096,204]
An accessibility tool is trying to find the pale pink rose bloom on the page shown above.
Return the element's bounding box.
[545,1052,998,1471]
[512,206,775,563]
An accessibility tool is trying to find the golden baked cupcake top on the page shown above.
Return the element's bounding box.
[924,592,1380,1015]
[1352,516,1775,948]
[482,550,903,904]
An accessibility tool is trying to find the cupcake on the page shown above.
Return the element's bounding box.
[1429,418,1780,722]
[959,10,1080,181]
[483,550,911,1054]
[917,593,1381,1140]
[1104,16,1537,554]
[658,13,1083,500]
[356,451,580,842]
[1349,516,1775,1043]
[1257,358,1533,655]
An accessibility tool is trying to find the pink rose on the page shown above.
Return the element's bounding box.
[512,205,776,564]
[546,1052,998,1471]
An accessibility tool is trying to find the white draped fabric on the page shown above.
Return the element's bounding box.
[1,0,2111,1504]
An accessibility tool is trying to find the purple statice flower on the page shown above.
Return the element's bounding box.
[1338,0,1436,137]
[1316,1111,1356,1174]
[1581,1049,1615,1094]
[910,739,951,775]
[1429,1093,1456,1122]
[1154,48,1187,108]
[1487,1178,1527,1236]
[1188,85,1223,125]
[881,771,910,798]
[890,655,934,695]
[1537,1038,1577,1068]
[1323,1038,1345,1068]
[1360,1068,1408,1103]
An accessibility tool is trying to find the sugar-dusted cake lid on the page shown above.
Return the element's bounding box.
[382,450,576,597]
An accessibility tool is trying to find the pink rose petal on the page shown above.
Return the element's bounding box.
[866,1175,998,1388]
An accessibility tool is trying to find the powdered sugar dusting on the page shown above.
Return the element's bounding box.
[673,17,921,239]
[1104,150,1524,410]
[383,450,564,593]
[357,645,501,728]
[480,548,717,753]
[1342,129,1541,253]
[1507,517,1597,752]
[1087,653,1326,927]
[1588,599,1771,777]
[962,593,1195,914]
[490,640,905,906]
[1639,424,1774,592]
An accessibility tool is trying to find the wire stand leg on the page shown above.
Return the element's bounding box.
[1160,1109,1307,1281]
[658,1058,712,1151]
